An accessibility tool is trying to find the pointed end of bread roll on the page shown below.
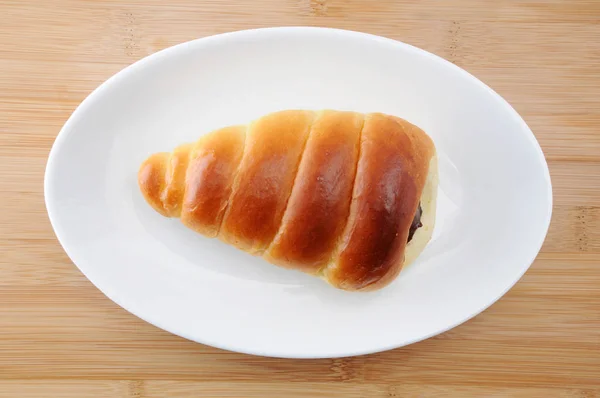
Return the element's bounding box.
[138,152,170,217]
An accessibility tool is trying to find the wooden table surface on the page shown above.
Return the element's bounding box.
[2,0,599,396]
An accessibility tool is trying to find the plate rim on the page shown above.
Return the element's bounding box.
[44,26,554,358]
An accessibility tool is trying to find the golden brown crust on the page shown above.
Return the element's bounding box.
[219,110,315,254]
[138,152,170,217]
[138,110,436,291]
[323,114,434,291]
[264,110,364,273]
[162,144,192,217]
[180,126,246,237]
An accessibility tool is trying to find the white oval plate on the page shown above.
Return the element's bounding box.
[45,27,552,358]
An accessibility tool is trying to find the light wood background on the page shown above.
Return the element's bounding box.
[1,0,599,397]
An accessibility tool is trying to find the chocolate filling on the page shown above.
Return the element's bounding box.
[407,203,423,243]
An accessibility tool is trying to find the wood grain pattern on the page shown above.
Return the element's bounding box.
[1,0,599,396]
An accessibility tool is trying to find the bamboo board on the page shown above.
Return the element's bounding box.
[1,0,599,396]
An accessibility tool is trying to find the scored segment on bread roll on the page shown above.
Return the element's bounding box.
[219,110,315,254]
[138,109,437,291]
[264,111,363,274]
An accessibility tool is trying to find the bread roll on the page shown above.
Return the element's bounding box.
[138,110,437,291]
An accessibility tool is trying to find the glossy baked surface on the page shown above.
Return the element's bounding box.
[219,111,314,253]
[265,111,363,273]
[326,114,434,290]
[138,110,436,291]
